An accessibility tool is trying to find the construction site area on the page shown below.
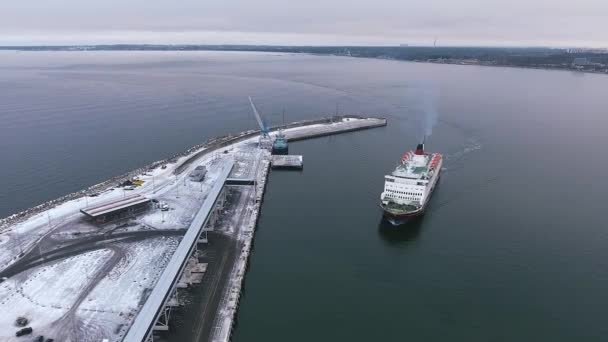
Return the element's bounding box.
[0,114,386,342]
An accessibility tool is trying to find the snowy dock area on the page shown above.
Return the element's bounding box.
[271,155,303,169]
[0,115,386,342]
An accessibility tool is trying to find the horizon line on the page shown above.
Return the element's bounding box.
[0,43,605,50]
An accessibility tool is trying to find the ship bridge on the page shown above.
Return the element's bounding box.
[392,156,430,179]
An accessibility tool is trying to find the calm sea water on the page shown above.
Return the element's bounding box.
[2,51,608,341]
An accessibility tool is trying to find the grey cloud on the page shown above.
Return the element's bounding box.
[0,0,606,46]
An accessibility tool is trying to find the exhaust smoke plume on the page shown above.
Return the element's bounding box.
[411,86,439,143]
[422,88,438,139]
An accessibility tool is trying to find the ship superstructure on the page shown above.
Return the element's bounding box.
[272,130,289,155]
[272,109,289,155]
[249,96,289,154]
[380,143,442,224]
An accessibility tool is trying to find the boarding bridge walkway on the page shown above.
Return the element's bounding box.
[123,160,234,342]
[225,178,255,186]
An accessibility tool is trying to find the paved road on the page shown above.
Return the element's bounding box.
[0,229,186,278]
[188,186,252,342]
[190,232,238,342]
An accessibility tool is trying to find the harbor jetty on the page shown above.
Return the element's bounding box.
[0,115,386,342]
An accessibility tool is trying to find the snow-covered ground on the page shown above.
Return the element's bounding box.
[0,136,248,341]
[0,117,383,341]
[0,237,180,341]
[78,237,180,341]
[0,249,113,340]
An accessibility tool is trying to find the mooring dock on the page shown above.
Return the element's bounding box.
[0,116,389,342]
[271,155,303,169]
[120,116,388,342]
[284,117,386,141]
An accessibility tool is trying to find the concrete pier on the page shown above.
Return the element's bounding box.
[205,117,388,342]
[0,115,387,342]
[284,117,387,141]
[148,117,388,342]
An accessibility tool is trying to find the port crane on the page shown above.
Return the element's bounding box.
[248,96,273,149]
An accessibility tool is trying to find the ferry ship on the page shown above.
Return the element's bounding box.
[380,143,442,225]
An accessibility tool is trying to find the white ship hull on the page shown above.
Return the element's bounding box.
[380,143,442,225]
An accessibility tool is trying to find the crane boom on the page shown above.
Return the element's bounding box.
[248,96,268,136]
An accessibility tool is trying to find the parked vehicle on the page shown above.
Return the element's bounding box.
[15,316,28,326]
[15,327,32,337]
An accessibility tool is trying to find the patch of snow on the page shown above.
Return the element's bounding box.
[78,237,179,341]
[0,249,113,341]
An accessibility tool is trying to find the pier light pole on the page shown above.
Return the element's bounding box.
[253,152,260,205]
[335,102,339,121]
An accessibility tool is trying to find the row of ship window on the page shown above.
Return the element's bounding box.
[391,195,419,201]
[390,190,421,196]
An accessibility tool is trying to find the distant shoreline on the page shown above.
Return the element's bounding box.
[381,56,608,76]
[2,44,607,75]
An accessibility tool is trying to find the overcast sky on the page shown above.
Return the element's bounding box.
[1,0,606,47]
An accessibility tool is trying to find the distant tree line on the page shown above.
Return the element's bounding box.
[2,45,607,71]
